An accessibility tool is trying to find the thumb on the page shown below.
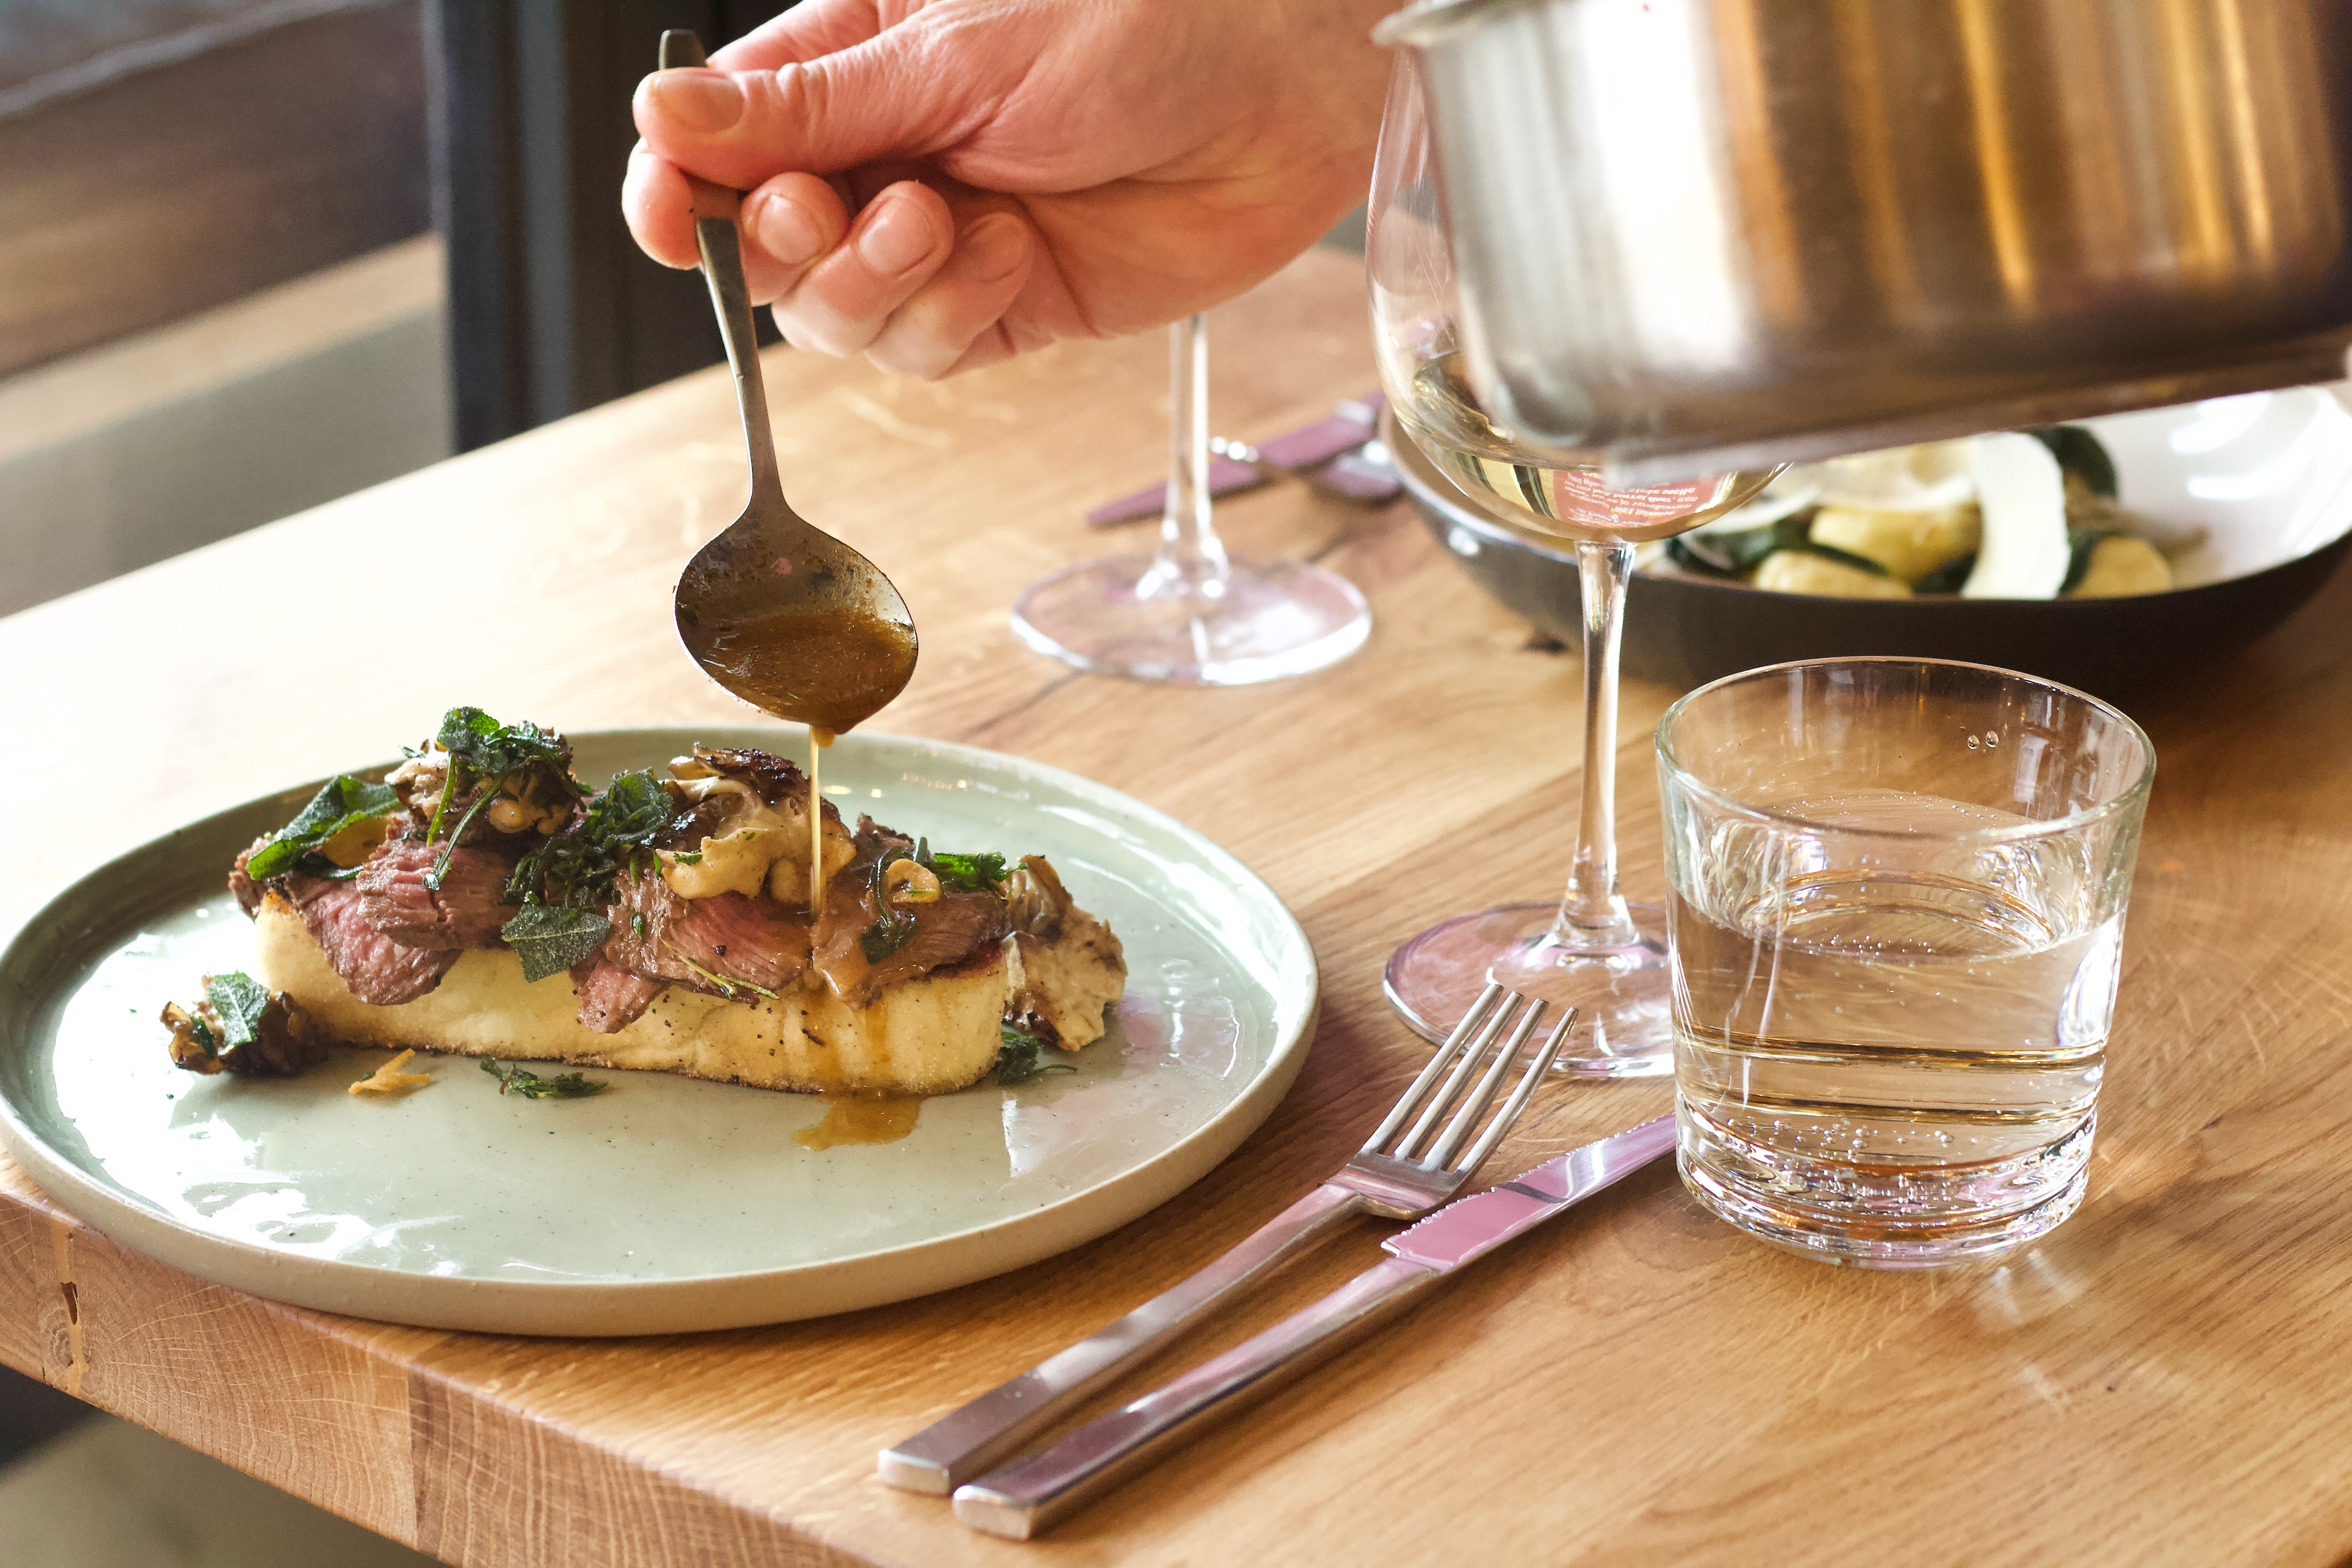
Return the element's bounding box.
[635,33,982,189]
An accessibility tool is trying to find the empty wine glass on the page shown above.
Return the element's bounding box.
[1010,314,1371,684]
[1369,54,1781,1074]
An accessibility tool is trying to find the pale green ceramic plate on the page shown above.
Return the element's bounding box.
[0,728,1317,1336]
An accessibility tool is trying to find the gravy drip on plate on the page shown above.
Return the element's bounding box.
[794,1093,924,1149]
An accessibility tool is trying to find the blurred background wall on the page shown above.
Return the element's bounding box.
[0,0,780,617]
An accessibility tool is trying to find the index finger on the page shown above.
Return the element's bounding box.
[709,0,886,70]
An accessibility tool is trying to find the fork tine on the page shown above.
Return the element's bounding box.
[1450,1006,1578,1176]
[1422,997,1548,1170]
[1360,980,1503,1154]
[1392,992,1525,1162]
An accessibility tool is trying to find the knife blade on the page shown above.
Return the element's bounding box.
[951,1112,1679,1539]
[1383,1110,1676,1271]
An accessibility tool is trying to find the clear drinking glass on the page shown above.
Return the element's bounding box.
[1367,54,1778,1072]
[1656,658,2156,1267]
[1009,314,1371,685]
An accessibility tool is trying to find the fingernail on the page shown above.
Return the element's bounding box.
[961,216,1027,284]
[649,70,743,133]
[856,198,937,275]
[754,191,825,267]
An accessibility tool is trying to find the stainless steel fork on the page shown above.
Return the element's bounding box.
[877,982,1571,1493]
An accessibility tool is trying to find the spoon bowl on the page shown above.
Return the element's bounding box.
[661,30,916,739]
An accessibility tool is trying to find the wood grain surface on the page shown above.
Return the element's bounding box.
[4,250,2351,1567]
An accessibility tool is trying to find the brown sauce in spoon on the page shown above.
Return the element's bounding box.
[692,609,918,743]
[692,607,917,909]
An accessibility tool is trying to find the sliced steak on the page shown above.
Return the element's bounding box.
[355,842,519,950]
[809,818,1009,1007]
[282,875,459,1005]
[601,870,811,999]
[569,957,665,1034]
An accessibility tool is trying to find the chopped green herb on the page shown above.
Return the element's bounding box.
[187,1015,220,1054]
[662,941,779,1000]
[506,767,673,910]
[632,913,648,941]
[480,1057,606,1099]
[433,707,572,795]
[992,1024,1077,1086]
[245,775,401,880]
[670,850,703,866]
[422,707,581,889]
[202,972,272,1049]
[500,905,613,984]
[925,849,1009,892]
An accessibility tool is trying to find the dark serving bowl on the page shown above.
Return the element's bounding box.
[1385,391,2352,700]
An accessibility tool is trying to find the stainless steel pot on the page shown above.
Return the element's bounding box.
[1377,0,2352,484]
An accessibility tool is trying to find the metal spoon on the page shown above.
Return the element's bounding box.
[660,29,917,743]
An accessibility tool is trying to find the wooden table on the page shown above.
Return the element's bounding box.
[5,249,2352,1567]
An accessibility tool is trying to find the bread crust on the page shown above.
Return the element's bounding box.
[251,897,1009,1095]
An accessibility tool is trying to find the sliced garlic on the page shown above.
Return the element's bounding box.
[884,860,943,903]
[1962,434,2072,599]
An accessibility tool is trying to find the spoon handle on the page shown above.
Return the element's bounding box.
[659,30,784,510]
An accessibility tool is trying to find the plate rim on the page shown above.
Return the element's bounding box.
[0,724,1319,1336]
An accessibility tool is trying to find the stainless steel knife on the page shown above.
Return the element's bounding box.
[950,1112,1678,1540]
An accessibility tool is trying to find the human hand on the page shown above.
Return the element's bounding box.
[624,0,1394,379]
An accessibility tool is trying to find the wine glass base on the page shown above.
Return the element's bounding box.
[1383,900,1675,1077]
[1009,552,1370,686]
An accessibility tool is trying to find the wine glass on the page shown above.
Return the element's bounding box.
[1009,314,1371,685]
[1369,55,1781,1074]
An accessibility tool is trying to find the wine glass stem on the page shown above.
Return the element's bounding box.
[1552,539,1639,948]
[1143,314,1230,598]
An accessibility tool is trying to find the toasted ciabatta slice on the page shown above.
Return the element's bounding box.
[250,896,1012,1095]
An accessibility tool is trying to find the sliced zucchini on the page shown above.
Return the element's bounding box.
[1753,549,1912,599]
[2066,534,2173,598]
[1809,502,1981,583]
[2029,425,2119,499]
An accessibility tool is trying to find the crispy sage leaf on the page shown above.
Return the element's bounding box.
[500,905,612,984]
[201,972,272,1049]
[245,775,400,880]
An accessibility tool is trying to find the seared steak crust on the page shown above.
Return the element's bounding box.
[229,839,267,916]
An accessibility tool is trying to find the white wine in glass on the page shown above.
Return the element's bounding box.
[1383,358,1776,1071]
[1369,51,1781,1071]
[1398,351,1777,543]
